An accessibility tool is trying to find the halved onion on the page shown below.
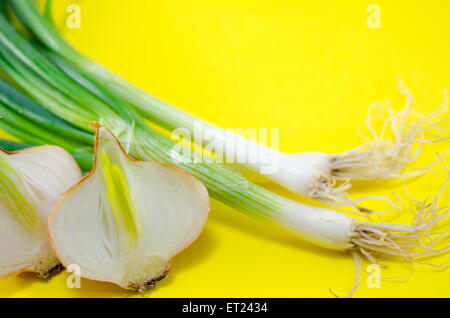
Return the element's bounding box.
[0,146,82,278]
[49,126,210,290]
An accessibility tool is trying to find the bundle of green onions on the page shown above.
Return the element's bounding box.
[8,1,449,205]
[0,0,448,295]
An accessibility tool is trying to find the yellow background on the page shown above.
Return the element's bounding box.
[1,0,449,297]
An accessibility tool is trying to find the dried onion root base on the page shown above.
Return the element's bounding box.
[280,84,449,205]
[48,126,210,290]
[330,84,448,182]
[338,167,450,298]
[0,146,81,279]
[352,162,450,267]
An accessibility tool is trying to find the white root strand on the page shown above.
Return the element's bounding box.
[330,83,448,181]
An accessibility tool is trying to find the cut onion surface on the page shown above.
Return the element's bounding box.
[49,126,210,290]
[0,145,81,278]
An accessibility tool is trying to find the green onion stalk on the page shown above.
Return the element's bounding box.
[8,0,446,205]
[0,0,449,297]
[0,4,350,249]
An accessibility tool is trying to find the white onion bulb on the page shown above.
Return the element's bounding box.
[49,126,210,290]
[0,146,82,278]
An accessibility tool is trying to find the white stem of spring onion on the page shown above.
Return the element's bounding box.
[10,1,448,204]
[84,69,449,204]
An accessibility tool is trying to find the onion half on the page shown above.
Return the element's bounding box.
[49,126,210,290]
[0,145,81,278]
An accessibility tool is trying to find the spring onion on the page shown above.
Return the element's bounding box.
[9,0,448,203]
